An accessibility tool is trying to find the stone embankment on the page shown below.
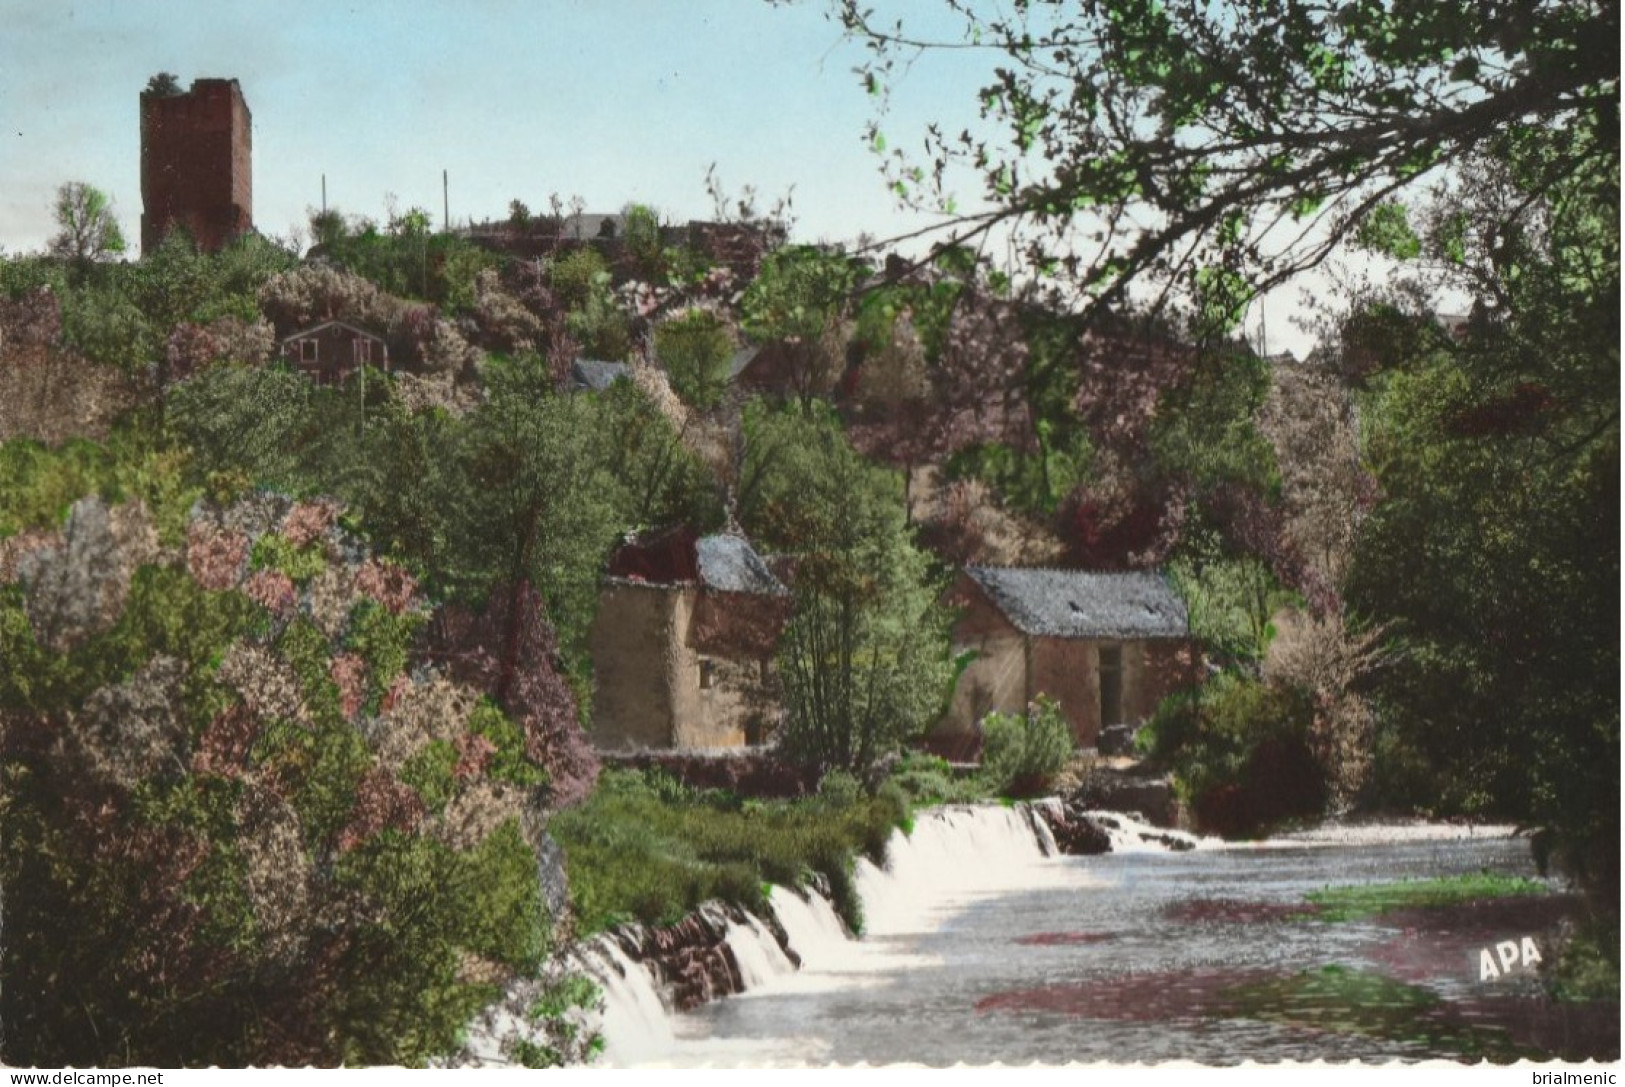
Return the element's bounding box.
[601,901,800,1011]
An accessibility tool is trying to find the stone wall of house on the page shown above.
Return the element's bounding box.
[591,583,779,752]
[1031,638,1103,747]
[588,582,680,750]
[931,589,1028,757]
[671,590,777,749]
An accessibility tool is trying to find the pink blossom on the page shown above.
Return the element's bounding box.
[186,522,249,591]
[192,704,259,780]
[281,500,340,549]
[337,768,425,852]
[330,653,367,721]
[244,568,297,615]
[355,559,417,615]
[380,673,413,715]
[453,732,498,782]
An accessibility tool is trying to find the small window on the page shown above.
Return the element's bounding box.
[699,659,716,690]
[299,338,317,363]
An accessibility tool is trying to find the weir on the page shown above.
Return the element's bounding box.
[454,802,1193,1066]
[449,809,1561,1067]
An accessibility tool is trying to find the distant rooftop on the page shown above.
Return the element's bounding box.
[569,358,632,392]
[965,566,1188,639]
[605,526,787,596]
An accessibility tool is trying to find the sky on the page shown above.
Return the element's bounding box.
[0,0,1325,355]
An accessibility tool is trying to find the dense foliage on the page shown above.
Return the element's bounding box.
[1140,676,1325,837]
[740,403,954,773]
[0,473,559,1065]
[1346,129,1618,906]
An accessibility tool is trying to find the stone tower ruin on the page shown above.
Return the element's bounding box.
[140,78,253,254]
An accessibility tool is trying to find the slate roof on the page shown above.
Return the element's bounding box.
[696,534,788,596]
[964,566,1188,639]
[569,358,632,392]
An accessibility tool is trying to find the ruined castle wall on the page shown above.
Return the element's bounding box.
[141,79,252,253]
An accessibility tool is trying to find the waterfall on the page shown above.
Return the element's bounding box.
[855,804,1078,937]
[457,802,1175,1066]
[578,936,677,1065]
[723,911,797,989]
[1082,809,1205,853]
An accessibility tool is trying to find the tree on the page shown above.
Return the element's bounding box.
[653,307,736,410]
[49,183,126,269]
[1345,128,1617,907]
[145,72,182,96]
[739,403,953,773]
[621,203,666,280]
[740,245,868,401]
[830,0,1617,320]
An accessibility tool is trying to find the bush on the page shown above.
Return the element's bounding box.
[979,695,1075,797]
[885,751,986,807]
[0,488,554,1066]
[1148,673,1324,837]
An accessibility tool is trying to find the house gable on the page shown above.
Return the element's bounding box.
[279,319,389,386]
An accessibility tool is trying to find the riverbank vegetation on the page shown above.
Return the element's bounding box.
[1302,873,1551,923]
[552,768,904,935]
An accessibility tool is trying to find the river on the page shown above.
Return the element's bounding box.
[545,808,1615,1066]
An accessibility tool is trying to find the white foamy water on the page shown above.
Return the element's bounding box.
[1266,820,1521,845]
[722,913,796,989]
[855,804,1093,936]
[460,806,1528,1066]
[580,936,677,1065]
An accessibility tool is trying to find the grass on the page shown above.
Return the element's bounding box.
[1550,919,1621,1003]
[1302,872,1550,922]
[1221,965,1529,1061]
[550,768,909,936]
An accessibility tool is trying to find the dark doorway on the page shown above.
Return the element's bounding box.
[1098,645,1123,727]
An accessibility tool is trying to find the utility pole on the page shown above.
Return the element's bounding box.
[443,169,449,233]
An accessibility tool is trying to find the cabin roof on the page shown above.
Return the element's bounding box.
[605,526,787,596]
[280,318,387,345]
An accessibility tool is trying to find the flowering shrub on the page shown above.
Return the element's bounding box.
[1,490,562,1067]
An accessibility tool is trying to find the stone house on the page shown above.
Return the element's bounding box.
[933,566,1198,756]
[588,527,792,751]
[279,320,390,386]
